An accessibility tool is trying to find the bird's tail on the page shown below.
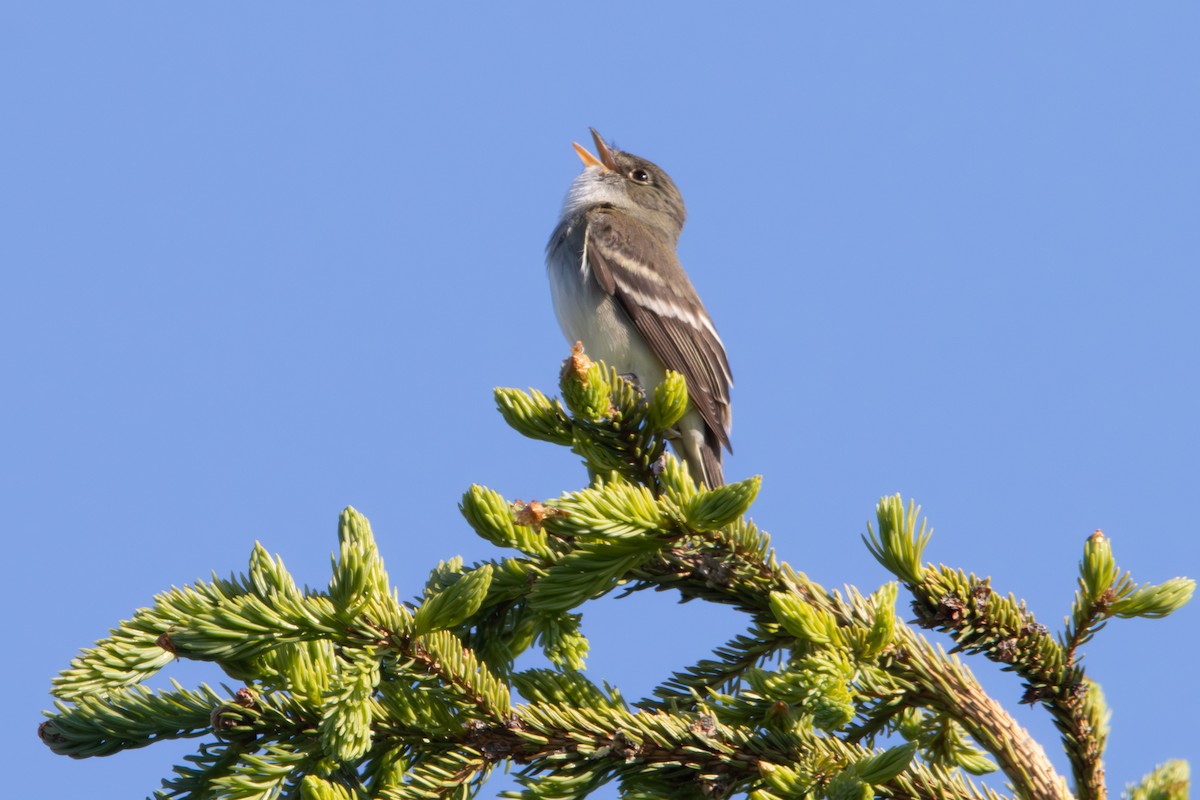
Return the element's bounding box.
[675,421,725,488]
[698,443,725,488]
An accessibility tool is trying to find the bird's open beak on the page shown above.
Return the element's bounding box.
[572,128,618,172]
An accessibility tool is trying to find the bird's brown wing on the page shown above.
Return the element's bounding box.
[584,210,732,452]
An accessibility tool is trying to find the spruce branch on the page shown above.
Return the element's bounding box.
[863,496,1193,800]
[39,353,1191,800]
[1125,761,1189,800]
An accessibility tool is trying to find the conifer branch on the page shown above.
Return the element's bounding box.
[38,354,1191,800]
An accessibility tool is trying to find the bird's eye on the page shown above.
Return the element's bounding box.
[629,168,651,184]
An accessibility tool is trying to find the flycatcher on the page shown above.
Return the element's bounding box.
[546,129,732,487]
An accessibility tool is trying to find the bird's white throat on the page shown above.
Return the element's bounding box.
[559,167,628,221]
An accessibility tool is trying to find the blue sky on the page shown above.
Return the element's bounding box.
[4,4,1197,798]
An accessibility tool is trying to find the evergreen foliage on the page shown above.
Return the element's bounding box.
[41,349,1192,800]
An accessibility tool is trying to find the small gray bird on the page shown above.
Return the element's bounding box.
[546,129,732,487]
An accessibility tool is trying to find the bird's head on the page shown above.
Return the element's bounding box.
[563,129,687,241]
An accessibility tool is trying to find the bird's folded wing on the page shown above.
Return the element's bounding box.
[585,211,733,451]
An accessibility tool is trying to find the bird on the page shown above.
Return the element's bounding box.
[546,129,732,487]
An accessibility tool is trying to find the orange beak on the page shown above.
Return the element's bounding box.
[572,128,618,172]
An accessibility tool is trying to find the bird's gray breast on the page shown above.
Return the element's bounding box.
[545,215,640,370]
